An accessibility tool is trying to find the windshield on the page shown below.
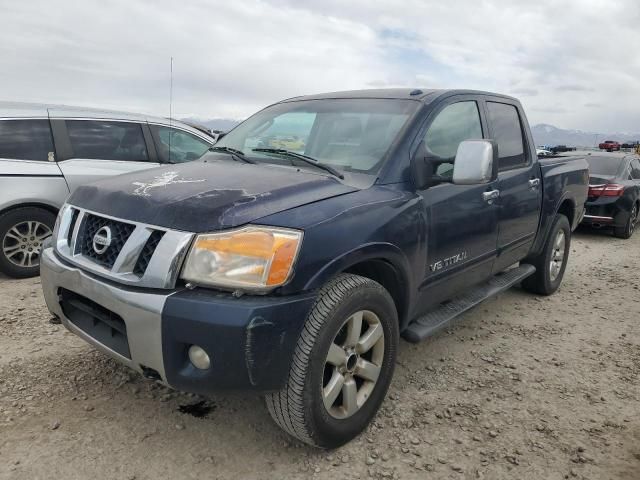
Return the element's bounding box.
[586,156,623,177]
[215,99,418,174]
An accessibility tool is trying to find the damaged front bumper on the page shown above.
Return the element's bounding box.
[40,247,316,392]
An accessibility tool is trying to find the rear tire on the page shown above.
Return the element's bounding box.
[265,274,398,448]
[522,214,571,295]
[0,207,55,278]
[614,203,637,239]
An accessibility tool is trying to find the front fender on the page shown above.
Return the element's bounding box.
[303,242,413,326]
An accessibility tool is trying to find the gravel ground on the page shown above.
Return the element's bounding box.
[1,227,639,480]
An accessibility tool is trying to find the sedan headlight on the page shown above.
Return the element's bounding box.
[181,226,303,292]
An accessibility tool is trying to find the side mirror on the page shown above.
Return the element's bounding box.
[452,140,498,185]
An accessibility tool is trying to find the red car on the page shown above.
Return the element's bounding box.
[599,140,621,152]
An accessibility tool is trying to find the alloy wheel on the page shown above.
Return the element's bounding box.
[629,206,637,236]
[2,221,52,268]
[322,310,385,419]
[549,229,566,282]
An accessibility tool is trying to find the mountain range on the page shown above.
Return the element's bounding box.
[531,124,640,148]
[182,117,640,148]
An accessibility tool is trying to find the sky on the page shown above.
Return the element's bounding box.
[1,0,639,133]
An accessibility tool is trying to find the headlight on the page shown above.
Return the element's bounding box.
[181,226,303,292]
[52,203,71,241]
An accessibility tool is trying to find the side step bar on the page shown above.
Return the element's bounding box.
[403,264,536,343]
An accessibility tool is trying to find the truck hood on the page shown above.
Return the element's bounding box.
[67,159,358,232]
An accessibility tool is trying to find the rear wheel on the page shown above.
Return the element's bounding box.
[265,274,398,448]
[614,203,638,239]
[0,207,55,278]
[522,214,571,295]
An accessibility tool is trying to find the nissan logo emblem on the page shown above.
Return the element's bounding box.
[92,226,112,255]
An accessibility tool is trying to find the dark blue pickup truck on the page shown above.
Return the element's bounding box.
[41,89,588,448]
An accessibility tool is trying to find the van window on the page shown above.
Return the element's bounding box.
[0,119,55,161]
[486,102,527,170]
[66,120,149,161]
[153,126,211,163]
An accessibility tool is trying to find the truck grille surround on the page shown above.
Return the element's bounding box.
[53,206,194,289]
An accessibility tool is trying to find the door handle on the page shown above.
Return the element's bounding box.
[528,178,540,189]
[482,189,500,203]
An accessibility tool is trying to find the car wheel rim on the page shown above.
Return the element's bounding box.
[629,206,637,235]
[322,310,385,419]
[2,221,52,269]
[549,229,566,282]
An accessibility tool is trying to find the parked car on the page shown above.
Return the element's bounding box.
[0,102,215,278]
[550,145,577,153]
[621,141,639,149]
[537,148,553,157]
[40,89,589,448]
[599,140,621,152]
[581,153,640,238]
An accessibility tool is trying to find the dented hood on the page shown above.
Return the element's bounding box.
[67,158,358,232]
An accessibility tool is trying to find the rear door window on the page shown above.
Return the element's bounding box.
[152,126,211,163]
[0,119,55,161]
[66,120,149,161]
[486,102,527,171]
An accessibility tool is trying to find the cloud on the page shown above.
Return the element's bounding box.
[509,88,539,97]
[556,85,594,92]
[531,106,569,114]
[1,0,639,132]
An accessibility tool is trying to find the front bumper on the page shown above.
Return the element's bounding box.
[41,247,317,392]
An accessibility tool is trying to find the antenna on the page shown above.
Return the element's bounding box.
[169,56,173,162]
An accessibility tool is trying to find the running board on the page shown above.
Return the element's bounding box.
[403,264,536,343]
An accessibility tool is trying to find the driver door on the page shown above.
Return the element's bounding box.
[414,98,499,310]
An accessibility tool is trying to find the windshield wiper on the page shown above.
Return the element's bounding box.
[209,146,256,164]
[252,148,344,179]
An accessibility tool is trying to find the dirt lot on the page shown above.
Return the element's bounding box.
[1,228,639,480]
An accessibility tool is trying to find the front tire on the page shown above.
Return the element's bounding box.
[0,207,55,278]
[614,203,637,239]
[522,214,571,295]
[265,274,399,448]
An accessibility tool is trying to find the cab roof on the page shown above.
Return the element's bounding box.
[281,88,519,104]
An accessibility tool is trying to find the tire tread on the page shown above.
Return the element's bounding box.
[265,273,381,446]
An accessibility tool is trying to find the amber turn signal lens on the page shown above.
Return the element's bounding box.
[182,226,303,291]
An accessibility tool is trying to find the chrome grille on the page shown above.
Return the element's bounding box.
[133,230,165,276]
[54,205,194,289]
[67,209,80,248]
[79,214,136,269]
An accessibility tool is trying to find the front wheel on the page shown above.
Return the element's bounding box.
[265,274,399,448]
[522,214,571,295]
